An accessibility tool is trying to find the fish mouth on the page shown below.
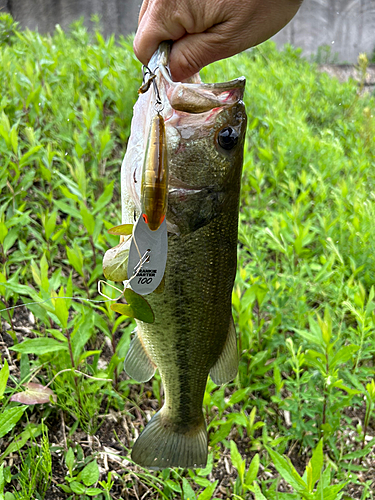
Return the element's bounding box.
[160,64,245,114]
[150,42,245,114]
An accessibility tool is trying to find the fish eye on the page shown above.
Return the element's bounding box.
[217,126,238,150]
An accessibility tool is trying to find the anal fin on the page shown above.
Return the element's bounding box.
[210,316,238,385]
[124,330,156,382]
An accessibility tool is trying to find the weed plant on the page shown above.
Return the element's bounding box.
[1,13,375,500]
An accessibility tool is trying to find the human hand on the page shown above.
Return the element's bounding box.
[133,0,303,81]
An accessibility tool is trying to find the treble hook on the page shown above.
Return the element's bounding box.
[138,65,164,113]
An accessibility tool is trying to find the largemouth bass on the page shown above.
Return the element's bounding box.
[121,43,246,469]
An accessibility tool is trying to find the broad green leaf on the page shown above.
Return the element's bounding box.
[72,313,94,362]
[10,126,18,155]
[165,480,182,493]
[53,199,80,219]
[330,345,359,369]
[40,254,50,292]
[230,440,245,482]
[108,223,133,235]
[72,157,87,199]
[315,472,348,500]
[80,459,99,487]
[45,211,57,241]
[293,328,323,348]
[0,463,4,492]
[266,446,307,492]
[0,272,7,297]
[19,145,43,167]
[57,484,72,494]
[182,478,196,500]
[210,421,232,445]
[30,260,41,288]
[197,453,214,477]
[0,222,8,245]
[251,483,267,500]
[228,387,251,405]
[0,360,9,399]
[10,382,56,405]
[365,287,375,317]
[98,126,112,156]
[3,228,18,254]
[70,481,86,494]
[308,317,324,343]
[111,289,154,323]
[273,364,283,393]
[93,181,114,214]
[80,203,95,236]
[197,480,218,500]
[304,350,325,373]
[52,287,69,329]
[2,281,32,296]
[20,354,30,383]
[0,112,10,145]
[10,337,68,355]
[245,453,260,486]
[66,273,73,310]
[0,423,42,460]
[307,439,323,492]
[317,307,332,346]
[85,488,103,496]
[110,302,148,321]
[66,244,84,277]
[0,406,26,439]
[248,350,269,371]
[60,184,80,203]
[65,447,75,472]
[48,328,68,342]
[366,379,375,401]
[305,462,313,493]
[193,477,211,488]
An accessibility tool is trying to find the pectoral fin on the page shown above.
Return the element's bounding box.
[124,330,156,382]
[210,317,238,385]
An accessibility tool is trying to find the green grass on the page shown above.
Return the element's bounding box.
[1,13,375,500]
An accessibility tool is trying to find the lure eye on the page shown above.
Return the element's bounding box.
[217,126,238,150]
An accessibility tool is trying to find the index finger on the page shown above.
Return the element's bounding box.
[133,1,186,65]
[138,0,149,25]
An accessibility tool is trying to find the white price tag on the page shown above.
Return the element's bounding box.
[127,216,168,295]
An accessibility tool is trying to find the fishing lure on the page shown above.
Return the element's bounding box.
[127,65,169,295]
[139,64,168,231]
[141,111,168,231]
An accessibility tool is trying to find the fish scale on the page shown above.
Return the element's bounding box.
[121,42,246,469]
[141,215,237,419]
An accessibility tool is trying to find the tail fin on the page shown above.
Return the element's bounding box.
[131,409,207,470]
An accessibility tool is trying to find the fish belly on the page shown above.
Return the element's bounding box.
[131,211,238,469]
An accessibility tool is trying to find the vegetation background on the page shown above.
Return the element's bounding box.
[1,13,375,500]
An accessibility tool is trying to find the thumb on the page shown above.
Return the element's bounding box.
[168,30,241,81]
